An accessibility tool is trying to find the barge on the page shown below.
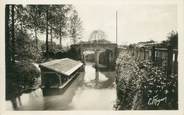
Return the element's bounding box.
[39,58,84,96]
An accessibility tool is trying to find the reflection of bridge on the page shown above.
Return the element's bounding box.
[71,43,118,69]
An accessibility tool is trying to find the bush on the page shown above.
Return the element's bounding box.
[115,51,178,110]
[15,30,43,62]
[6,61,41,100]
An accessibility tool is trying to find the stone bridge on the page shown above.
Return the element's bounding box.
[71,43,118,69]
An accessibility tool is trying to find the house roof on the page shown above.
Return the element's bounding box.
[39,58,83,76]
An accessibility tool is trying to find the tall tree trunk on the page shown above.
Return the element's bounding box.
[59,23,62,48]
[11,98,18,110]
[50,25,53,51]
[59,35,62,47]
[34,27,38,49]
[50,24,53,44]
[73,36,76,45]
[72,30,76,45]
[5,5,11,67]
[21,22,23,32]
[11,5,15,63]
[46,8,49,53]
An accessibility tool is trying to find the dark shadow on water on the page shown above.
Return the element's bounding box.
[42,72,85,110]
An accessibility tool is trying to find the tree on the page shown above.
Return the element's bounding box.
[6,4,83,60]
[26,5,45,47]
[27,5,54,54]
[52,5,72,47]
[160,30,178,48]
[7,5,45,62]
[14,30,42,62]
[89,30,107,44]
[14,5,28,32]
[69,9,83,44]
[167,31,178,48]
[5,5,11,67]
[45,6,49,53]
[10,5,15,63]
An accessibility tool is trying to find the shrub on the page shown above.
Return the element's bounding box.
[15,30,43,62]
[6,61,41,100]
[115,51,178,110]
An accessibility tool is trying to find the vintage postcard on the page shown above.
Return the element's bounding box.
[0,0,184,115]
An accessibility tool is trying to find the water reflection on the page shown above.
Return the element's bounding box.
[6,63,116,110]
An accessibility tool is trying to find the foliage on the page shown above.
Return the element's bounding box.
[140,60,178,109]
[13,61,41,89]
[7,4,83,61]
[69,9,83,44]
[6,61,41,99]
[8,5,83,56]
[89,30,107,43]
[52,5,72,38]
[167,31,178,48]
[159,31,178,48]
[14,30,43,62]
[5,4,83,102]
[14,5,28,32]
[26,5,45,35]
[115,51,178,110]
[41,41,57,52]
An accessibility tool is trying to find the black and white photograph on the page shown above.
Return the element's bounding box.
[2,0,184,113]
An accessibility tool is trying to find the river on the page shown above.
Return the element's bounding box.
[6,63,116,110]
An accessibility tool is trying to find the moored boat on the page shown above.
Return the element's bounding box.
[39,58,84,96]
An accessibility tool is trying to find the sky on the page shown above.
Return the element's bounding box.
[74,4,177,45]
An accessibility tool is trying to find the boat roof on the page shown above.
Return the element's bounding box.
[39,58,83,76]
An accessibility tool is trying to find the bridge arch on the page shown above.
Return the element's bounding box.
[71,43,118,69]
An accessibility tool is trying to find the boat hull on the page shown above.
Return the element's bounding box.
[42,71,84,96]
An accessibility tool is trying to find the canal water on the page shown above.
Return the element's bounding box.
[6,63,116,110]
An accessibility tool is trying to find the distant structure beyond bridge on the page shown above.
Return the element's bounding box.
[71,43,118,69]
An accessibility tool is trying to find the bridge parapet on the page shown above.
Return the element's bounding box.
[72,43,117,50]
[71,43,118,69]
